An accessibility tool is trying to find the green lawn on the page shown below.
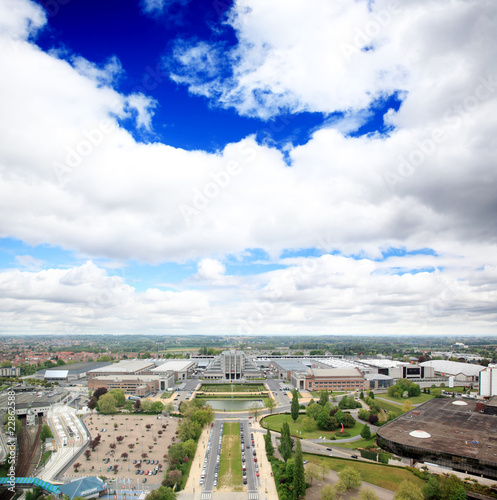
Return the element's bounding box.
[303,453,425,492]
[218,422,243,491]
[374,399,405,413]
[332,435,377,450]
[378,393,434,405]
[200,384,265,392]
[261,413,362,440]
[160,392,173,399]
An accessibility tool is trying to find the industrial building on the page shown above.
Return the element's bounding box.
[151,359,196,381]
[43,361,112,382]
[420,360,485,384]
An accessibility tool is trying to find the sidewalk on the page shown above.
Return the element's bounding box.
[182,424,211,494]
[251,418,278,500]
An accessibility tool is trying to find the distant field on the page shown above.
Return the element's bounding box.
[200,384,265,392]
[303,453,425,492]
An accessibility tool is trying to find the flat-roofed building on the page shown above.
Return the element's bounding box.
[377,397,497,479]
[292,367,366,392]
[420,360,484,383]
[151,359,196,380]
[87,359,155,379]
[88,374,160,396]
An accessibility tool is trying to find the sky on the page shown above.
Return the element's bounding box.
[0,0,496,337]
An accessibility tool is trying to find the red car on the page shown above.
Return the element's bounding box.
[254,457,257,462]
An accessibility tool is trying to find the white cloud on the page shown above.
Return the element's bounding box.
[196,258,226,281]
[0,257,495,335]
[0,0,496,335]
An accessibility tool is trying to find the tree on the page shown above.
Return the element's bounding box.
[422,476,441,500]
[108,389,126,406]
[84,449,91,460]
[293,439,306,499]
[279,422,293,462]
[402,400,413,413]
[134,399,141,411]
[249,402,262,421]
[338,466,362,491]
[267,398,276,414]
[302,416,316,432]
[93,387,108,400]
[439,475,466,500]
[319,485,337,500]
[144,486,176,500]
[265,429,275,456]
[97,393,117,414]
[342,413,356,428]
[306,403,322,420]
[87,397,97,410]
[355,488,379,500]
[291,389,300,423]
[121,452,128,460]
[306,463,320,485]
[140,399,152,413]
[150,401,165,414]
[360,424,371,440]
[96,355,113,362]
[318,390,330,406]
[180,439,197,459]
[394,480,424,500]
[163,470,182,489]
[40,423,53,441]
[73,462,82,472]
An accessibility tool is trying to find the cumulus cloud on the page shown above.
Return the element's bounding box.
[0,258,495,335]
[0,0,496,334]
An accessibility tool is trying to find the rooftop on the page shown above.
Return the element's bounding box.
[377,398,497,464]
[88,359,155,374]
[151,359,196,372]
[420,360,485,377]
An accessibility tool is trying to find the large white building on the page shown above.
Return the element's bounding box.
[479,367,497,397]
[420,360,485,383]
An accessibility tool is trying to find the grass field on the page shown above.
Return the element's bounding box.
[200,384,265,392]
[218,423,243,491]
[374,399,405,413]
[378,393,434,405]
[332,435,377,449]
[261,414,362,440]
[160,392,173,399]
[303,453,425,492]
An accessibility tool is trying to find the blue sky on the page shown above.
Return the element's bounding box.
[0,0,496,336]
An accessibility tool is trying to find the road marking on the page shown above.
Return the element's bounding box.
[248,492,258,500]
[201,493,211,500]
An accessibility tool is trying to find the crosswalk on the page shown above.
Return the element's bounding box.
[201,493,211,500]
[248,492,258,500]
